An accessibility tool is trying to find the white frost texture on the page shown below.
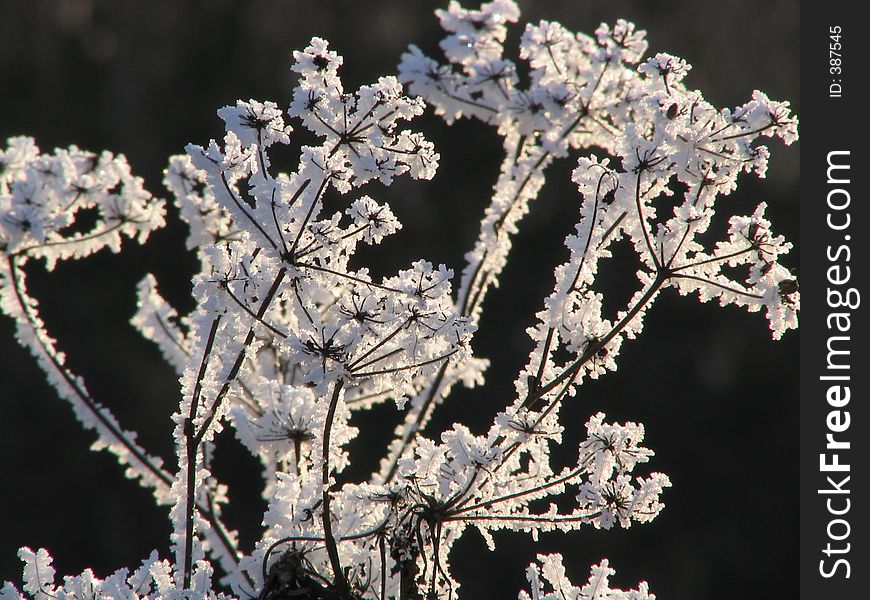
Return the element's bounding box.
[1,1,797,598]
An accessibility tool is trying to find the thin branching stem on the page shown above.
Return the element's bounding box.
[321,380,349,595]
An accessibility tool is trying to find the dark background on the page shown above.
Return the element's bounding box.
[0,1,798,598]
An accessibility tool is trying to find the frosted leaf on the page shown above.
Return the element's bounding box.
[291,36,343,91]
[345,196,401,244]
[164,154,239,251]
[436,0,520,66]
[579,413,654,485]
[217,100,293,149]
[576,472,671,529]
[595,20,648,64]
[132,274,191,375]
[0,583,24,600]
[19,548,56,598]
[521,556,654,600]
[638,53,692,91]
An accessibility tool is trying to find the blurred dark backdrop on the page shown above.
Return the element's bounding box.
[0,1,798,598]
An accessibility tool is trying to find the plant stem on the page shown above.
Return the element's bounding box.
[321,379,349,595]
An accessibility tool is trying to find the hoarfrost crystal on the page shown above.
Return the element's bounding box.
[2,1,797,598]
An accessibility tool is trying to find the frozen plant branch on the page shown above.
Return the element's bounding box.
[1,1,797,598]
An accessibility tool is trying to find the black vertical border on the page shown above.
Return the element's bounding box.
[801,2,867,596]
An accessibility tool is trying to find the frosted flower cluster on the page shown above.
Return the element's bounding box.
[1,1,797,599]
[0,137,164,267]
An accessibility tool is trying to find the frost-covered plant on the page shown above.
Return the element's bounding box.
[0,1,797,598]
